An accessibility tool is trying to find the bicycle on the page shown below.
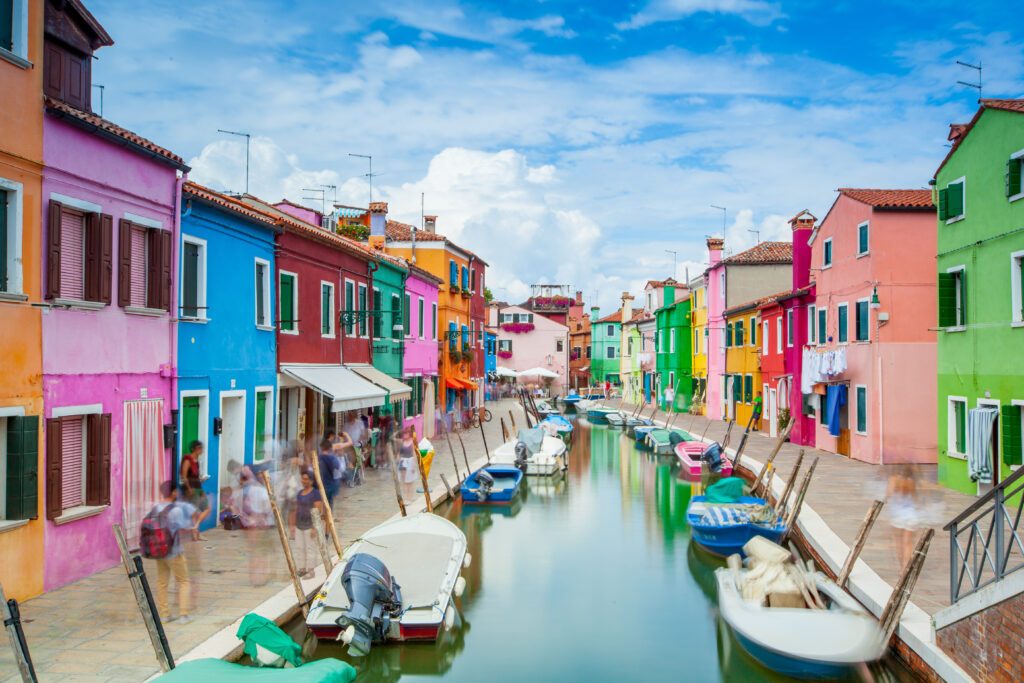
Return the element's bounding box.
[470,406,492,428]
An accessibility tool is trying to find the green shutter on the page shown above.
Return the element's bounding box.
[856,301,869,341]
[947,182,964,218]
[732,376,741,402]
[858,224,868,254]
[818,309,826,344]
[392,294,402,340]
[404,293,411,335]
[358,286,367,336]
[954,401,966,454]
[345,282,355,334]
[856,387,867,433]
[838,306,848,343]
[182,242,199,317]
[5,416,39,520]
[418,298,424,337]
[1007,159,1023,198]
[279,274,294,331]
[743,375,752,403]
[938,272,957,328]
[0,0,13,52]
[750,319,756,346]
[1001,405,1022,466]
[937,188,948,221]
[254,393,267,461]
[321,284,330,334]
[373,289,382,338]
[958,270,966,327]
[725,323,732,347]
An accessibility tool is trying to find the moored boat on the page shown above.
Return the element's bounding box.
[540,414,574,446]
[562,393,582,412]
[586,407,618,423]
[460,465,524,504]
[604,411,628,427]
[491,428,568,475]
[676,441,733,478]
[645,428,692,454]
[306,513,469,654]
[687,494,786,557]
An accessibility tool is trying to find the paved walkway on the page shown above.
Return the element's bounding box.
[0,399,522,683]
[619,400,974,616]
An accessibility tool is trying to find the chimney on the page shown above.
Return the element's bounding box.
[948,123,968,144]
[664,282,676,307]
[789,210,816,290]
[575,290,583,306]
[707,237,724,267]
[369,201,388,250]
[620,292,634,325]
[424,215,437,233]
[590,306,600,324]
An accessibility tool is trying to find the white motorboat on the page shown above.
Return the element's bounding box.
[306,513,470,655]
[491,433,568,476]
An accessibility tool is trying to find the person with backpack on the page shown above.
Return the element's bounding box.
[141,481,198,624]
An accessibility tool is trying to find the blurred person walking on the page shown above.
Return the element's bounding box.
[141,481,198,624]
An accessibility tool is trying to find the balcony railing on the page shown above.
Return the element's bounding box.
[944,465,1024,603]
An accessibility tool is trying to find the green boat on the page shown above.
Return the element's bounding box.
[155,658,357,682]
[645,428,692,455]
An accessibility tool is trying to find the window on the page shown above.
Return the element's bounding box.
[606,346,615,359]
[817,308,826,345]
[763,319,770,355]
[855,386,867,434]
[0,180,24,295]
[556,339,564,352]
[572,345,581,360]
[279,272,298,333]
[343,280,355,335]
[837,303,848,343]
[121,219,169,312]
[939,177,965,222]
[253,389,273,462]
[449,260,457,286]
[449,322,458,351]
[786,309,793,347]
[735,320,745,346]
[320,282,335,337]
[939,268,966,330]
[372,288,382,338]
[807,304,816,343]
[1008,150,1024,201]
[775,317,782,354]
[725,323,733,347]
[819,395,828,425]
[669,329,676,354]
[1004,403,1023,466]
[461,266,469,290]
[45,410,112,519]
[0,415,39,523]
[391,293,402,340]
[947,397,967,457]
[694,328,700,351]
[403,293,411,337]
[0,0,29,61]
[607,324,615,336]
[418,297,425,338]
[255,259,270,327]
[823,238,833,268]
[857,222,869,256]
[743,374,753,404]
[1011,251,1024,324]
[431,303,438,340]
[461,325,469,350]
[750,316,757,347]
[470,268,476,292]
[47,200,118,306]
[358,284,368,336]
[498,339,512,353]
[855,299,870,341]
[586,346,592,359]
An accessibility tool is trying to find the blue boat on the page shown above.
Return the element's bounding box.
[586,407,617,423]
[562,393,582,412]
[686,495,786,557]
[631,424,658,443]
[540,415,574,446]
[460,465,524,504]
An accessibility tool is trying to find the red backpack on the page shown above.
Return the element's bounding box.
[139,505,175,559]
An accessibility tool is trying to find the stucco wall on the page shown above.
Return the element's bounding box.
[497,306,569,393]
[726,264,790,308]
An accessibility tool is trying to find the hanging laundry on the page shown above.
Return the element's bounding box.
[826,384,847,437]
[967,407,998,483]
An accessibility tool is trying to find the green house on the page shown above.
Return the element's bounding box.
[934,99,1024,494]
[371,257,408,417]
[590,307,621,387]
[655,283,693,412]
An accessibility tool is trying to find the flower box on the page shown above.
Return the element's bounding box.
[500,322,535,334]
[497,351,513,359]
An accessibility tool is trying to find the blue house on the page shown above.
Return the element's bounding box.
[485,330,497,399]
[178,182,279,526]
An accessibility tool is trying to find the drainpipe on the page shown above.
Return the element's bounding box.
[366,259,378,368]
[170,177,186,479]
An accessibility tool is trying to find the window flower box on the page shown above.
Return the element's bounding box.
[501,322,535,334]
[497,350,513,359]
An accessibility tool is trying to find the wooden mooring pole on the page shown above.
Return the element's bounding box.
[774,450,805,512]
[837,500,885,588]
[262,472,309,617]
[750,421,794,491]
[781,457,819,543]
[112,524,174,672]
[440,416,462,485]
[411,426,433,513]
[387,444,408,517]
[310,508,334,575]
[310,451,344,556]
[878,528,934,645]
[455,428,473,475]
[508,409,517,432]
[720,419,735,448]
[500,416,510,442]
[477,414,491,463]
[1,583,37,682]
[440,473,455,499]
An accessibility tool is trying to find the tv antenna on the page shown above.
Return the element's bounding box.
[348,153,378,205]
[665,250,678,279]
[956,60,982,100]
[92,84,105,117]
[218,129,251,194]
[748,228,761,244]
[711,204,727,233]
[302,187,326,215]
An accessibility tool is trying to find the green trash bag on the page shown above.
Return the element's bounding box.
[156,658,357,682]
[237,613,303,668]
[704,476,746,504]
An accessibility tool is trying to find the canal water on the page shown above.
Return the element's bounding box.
[289,420,913,682]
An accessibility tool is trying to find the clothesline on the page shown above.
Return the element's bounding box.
[800,346,848,394]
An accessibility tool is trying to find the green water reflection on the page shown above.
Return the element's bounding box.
[295,421,912,682]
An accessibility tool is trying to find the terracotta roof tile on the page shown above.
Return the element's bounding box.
[596,311,622,324]
[721,241,792,265]
[46,98,188,171]
[183,182,278,227]
[384,219,489,266]
[935,99,1024,176]
[837,188,933,210]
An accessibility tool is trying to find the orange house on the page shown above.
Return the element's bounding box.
[0,0,46,600]
[383,216,481,416]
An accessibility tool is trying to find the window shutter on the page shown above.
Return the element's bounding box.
[1001,405,1022,466]
[937,188,948,221]
[45,418,63,519]
[146,229,161,309]
[947,182,964,217]
[86,413,111,505]
[159,230,172,311]
[117,219,132,306]
[84,212,101,301]
[1008,159,1023,198]
[280,275,294,331]
[99,214,113,303]
[958,270,967,326]
[5,416,39,520]
[46,201,63,299]
[0,0,13,52]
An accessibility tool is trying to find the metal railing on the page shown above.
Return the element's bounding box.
[944,465,1024,603]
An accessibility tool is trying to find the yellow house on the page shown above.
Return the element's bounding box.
[689,277,707,414]
[724,302,761,428]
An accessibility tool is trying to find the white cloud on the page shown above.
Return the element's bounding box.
[617,0,782,30]
[490,15,577,39]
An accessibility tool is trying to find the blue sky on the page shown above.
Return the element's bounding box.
[90,0,1022,310]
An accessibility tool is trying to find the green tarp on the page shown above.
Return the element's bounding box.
[155,658,357,682]
[236,613,303,668]
[704,477,746,504]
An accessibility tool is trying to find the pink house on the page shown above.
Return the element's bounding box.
[705,238,725,419]
[808,189,936,464]
[495,304,570,395]
[402,265,441,437]
[780,210,817,447]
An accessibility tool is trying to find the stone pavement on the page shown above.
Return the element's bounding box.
[620,400,974,616]
[0,399,522,683]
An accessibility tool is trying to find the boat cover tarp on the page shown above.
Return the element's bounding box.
[236,612,302,668]
[518,426,546,454]
[705,477,746,504]
[155,658,356,682]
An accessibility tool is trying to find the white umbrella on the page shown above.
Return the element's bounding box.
[495,366,520,378]
[519,367,559,378]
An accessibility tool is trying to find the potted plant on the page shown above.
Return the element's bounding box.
[777,407,791,435]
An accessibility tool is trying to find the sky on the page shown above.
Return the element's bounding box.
[89,0,1023,311]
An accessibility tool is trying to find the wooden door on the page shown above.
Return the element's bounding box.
[180,397,200,468]
[837,428,851,456]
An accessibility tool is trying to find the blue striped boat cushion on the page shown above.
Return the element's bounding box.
[700,506,750,526]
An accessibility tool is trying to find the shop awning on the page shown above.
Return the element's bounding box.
[348,365,412,401]
[280,364,387,412]
[445,377,468,390]
[462,378,479,390]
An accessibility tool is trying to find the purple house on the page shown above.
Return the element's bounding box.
[40,0,188,589]
[780,210,817,448]
[403,264,441,438]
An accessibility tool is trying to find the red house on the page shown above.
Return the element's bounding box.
[469,255,488,392]
[757,296,788,437]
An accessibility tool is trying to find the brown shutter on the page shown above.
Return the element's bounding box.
[159,229,172,311]
[45,418,63,519]
[47,201,63,299]
[85,413,112,505]
[99,214,113,304]
[117,219,132,307]
[84,212,100,301]
[146,229,161,309]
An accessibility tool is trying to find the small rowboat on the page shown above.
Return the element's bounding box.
[306,513,469,653]
[604,411,628,427]
[460,465,523,504]
[587,407,618,424]
[687,495,786,557]
[491,433,568,476]
[630,424,658,445]
[675,441,733,478]
[561,393,582,412]
[540,414,574,446]
[645,428,692,455]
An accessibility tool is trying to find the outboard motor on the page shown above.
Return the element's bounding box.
[701,442,724,473]
[335,553,403,657]
[514,441,530,473]
[475,469,496,500]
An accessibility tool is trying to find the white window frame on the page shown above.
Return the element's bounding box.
[254,258,271,329]
[857,221,870,257]
[178,390,210,478]
[181,235,208,321]
[280,270,300,335]
[946,396,968,460]
[761,318,768,355]
[0,178,24,297]
[945,176,966,225]
[431,302,438,340]
[822,237,833,269]
[669,328,676,354]
[253,386,274,462]
[786,309,793,348]
[807,304,816,345]
[0,0,30,64]
[775,316,782,354]
[855,297,871,342]
[854,384,868,436]
[1010,149,1024,203]
[946,265,966,332]
[1011,250,1024,326]
[836,302,849,344]
[320,280,336,338]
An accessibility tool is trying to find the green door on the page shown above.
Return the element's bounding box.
[180,397,200,470]
[254,392,267,461]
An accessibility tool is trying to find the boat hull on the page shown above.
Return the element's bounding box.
[460,466,523,504]
[491,435,568,476]
[587,409,615,423]
[687,496,785,557]
[676,443,733,477]
[732,628,855,679]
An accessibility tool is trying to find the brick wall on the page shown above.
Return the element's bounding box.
[936,591,1024,682]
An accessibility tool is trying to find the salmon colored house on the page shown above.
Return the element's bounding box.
[0,0,45,600]
[808,189,936,464]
